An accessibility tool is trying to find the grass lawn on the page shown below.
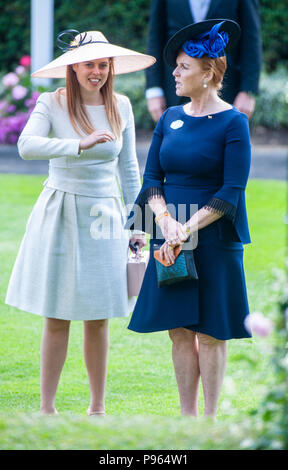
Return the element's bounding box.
[0,174,286,449]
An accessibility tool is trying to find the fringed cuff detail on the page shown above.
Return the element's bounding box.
[125,186,165,235]
[203,197,237,222]
[136,186,164,208]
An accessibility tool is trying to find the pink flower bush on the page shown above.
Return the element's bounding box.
[15,65,26,76]
[12,85,28,101]
[244,312,273,337]
[0,100,8,111]
[0,55,47,144]
[2,72,19,87]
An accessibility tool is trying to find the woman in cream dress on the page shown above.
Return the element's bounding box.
[5,30,155,415]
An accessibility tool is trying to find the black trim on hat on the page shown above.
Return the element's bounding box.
[57,30,109,52]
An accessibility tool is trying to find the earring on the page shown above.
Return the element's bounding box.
[203,79,208,89]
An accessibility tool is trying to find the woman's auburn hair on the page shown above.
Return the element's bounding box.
[57,58,122,139]
[199,55,227,91]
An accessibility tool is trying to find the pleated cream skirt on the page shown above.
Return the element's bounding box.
[6,186,135,320]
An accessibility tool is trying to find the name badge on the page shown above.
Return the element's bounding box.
[170,120,184,130]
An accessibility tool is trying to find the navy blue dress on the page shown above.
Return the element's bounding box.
[126,105,252,340]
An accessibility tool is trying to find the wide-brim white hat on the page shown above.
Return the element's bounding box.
[32,30,156,78]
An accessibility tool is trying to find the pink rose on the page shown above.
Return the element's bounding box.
[244,312,273,337]
[20,55,31,67]
[2,72,19,87]
[12,85,28,100]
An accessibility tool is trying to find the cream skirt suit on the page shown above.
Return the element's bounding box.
[6,91,141,320]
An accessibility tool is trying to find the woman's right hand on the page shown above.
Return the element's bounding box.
[79,129,115,151]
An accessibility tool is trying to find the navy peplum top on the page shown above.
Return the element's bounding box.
[126,105,251,244]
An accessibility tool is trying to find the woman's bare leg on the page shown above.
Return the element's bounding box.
[83,319,109,415]
[40,317,70,414]
[169,328,200,416]
[197,332,227,420]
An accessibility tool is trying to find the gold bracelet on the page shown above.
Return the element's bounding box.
[155,210,170,224]
[184,224,192,237]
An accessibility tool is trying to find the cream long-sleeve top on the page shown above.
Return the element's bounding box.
[18,90,141,205]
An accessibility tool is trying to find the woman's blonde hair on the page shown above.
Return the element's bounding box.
[199,55,227,92]
[57,58,122,139]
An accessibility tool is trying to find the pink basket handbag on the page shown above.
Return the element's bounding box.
[127,250,149,297]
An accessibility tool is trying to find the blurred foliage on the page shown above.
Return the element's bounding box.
[53,0,150,53]
[0,0,150,73]
[242,268,288,450]
[115,72,154,129]
[260,0,288,71]
[0,1,287,131]
[0,0,288,73]
[251,66,288,129]
[0,1,30,69]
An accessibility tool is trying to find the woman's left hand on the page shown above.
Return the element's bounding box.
[129,233,146,250]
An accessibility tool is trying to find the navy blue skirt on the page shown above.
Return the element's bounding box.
[127,186,251,341]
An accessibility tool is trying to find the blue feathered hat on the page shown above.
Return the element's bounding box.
[164,19,241,67]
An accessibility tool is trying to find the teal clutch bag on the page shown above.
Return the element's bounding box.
[153,243,198,287]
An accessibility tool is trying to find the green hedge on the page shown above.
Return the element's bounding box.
[0,0,150,72]
[53,0,150,52]
[0,0,288,73]
[115,72,154,129]
[0,1,30,70]
[260,0,288,71]
[1,1,287,130]
[252,67,288,129]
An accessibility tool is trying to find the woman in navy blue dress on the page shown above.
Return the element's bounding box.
[126,20,252,419]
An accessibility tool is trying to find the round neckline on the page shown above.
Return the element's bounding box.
[181,105,234,118]
[84,103,105,107]
[56,88,105,108]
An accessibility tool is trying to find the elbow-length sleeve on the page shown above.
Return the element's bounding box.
[17,93,81,160]
[117,97,141,206]
[204,113,251,223]
[125,110,167,234]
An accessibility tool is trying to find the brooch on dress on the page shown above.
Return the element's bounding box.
[170,120,184,130]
